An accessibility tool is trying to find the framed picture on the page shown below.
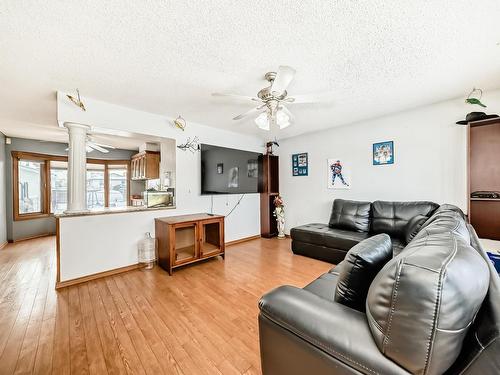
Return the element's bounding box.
[292,153,308,176]
[247,159,258,178]
[373,141,394,165]
[228,167,239,188]
[327,159,351,189]
[217,163,223,174]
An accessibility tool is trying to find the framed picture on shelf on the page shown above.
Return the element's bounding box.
[373,141,394,165]
[292,153,308,176]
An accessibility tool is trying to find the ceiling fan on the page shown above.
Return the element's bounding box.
[65,136,116,153]
[212,66,332,130]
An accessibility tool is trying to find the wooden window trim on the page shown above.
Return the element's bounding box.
[12,151,131,221]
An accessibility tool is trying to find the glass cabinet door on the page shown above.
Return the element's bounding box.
[200,220,222,257]
[174,223,198,265]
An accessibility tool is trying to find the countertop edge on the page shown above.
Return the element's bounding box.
[55,206,177,219]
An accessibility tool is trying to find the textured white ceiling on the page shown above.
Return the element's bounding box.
[1,1,500,143]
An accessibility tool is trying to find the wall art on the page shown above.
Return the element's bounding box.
[327,159,351,189]
[292,153,308,176]
[373,141,394,165]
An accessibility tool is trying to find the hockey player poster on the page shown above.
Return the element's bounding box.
[327,159,351,189]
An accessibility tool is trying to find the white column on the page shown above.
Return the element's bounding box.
[64,122,90,213]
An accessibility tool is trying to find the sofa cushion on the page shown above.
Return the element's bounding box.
[334,234,392,312]
[391,238,406,257]
[291,224,369,250]
[366,232,490,375]
[328,199,371,232]
[323,229,370,250]
[413,205,470,244]
[403,214,428,244]
[290,223,331,246]
[304,271,339,302]
[371,200,438,239]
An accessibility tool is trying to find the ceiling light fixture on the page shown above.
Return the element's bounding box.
[254,109,290,130]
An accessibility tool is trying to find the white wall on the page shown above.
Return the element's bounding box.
[278,89,500,233]
[57,92,263,242]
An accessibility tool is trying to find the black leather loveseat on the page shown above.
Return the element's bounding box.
[291,199,439,263]
[259,204,500,374]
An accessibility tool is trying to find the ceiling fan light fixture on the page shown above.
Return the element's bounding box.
[255,112,270,130]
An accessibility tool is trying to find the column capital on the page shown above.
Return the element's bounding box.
[63,122,91,131]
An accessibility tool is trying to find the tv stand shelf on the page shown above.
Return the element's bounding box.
[155,213,225,275]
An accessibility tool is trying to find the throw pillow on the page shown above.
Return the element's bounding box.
[334,234,392,311]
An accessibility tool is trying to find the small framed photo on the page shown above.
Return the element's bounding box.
[217,163,223,174]
[292,153,308,176]
[373,141,394,165]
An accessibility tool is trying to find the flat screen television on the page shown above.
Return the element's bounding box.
[200,144,261,195]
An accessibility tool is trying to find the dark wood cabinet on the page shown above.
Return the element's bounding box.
[259,154,279,238]
[468,118,500,240]
[155,213,225,275]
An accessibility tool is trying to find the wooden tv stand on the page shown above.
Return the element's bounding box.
[155,213,225,275]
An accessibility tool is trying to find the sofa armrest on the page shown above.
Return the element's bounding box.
[259,286,409,375]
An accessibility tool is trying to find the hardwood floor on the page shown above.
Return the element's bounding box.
[0,236,332,375]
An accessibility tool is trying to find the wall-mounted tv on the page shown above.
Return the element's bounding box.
[201,144,261,195]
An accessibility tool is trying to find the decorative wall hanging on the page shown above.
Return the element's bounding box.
[327,159,350,189]
[177,136,200,153]
[67,89,86,111]
[465,88,487,108]
[247,159,258,178]
[217,163,224,174]
[172,115,186,131]
[373,141,394,165]
[228,167,239,188]
[292,153,308,176]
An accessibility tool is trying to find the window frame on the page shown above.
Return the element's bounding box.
[12,151,131,221]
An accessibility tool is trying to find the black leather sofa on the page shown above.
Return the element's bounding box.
[291,199,439,263]
[259,204,500,374]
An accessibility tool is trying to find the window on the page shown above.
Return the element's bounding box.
[12,151,130,220]
[18,160,44,215]
[50,161,68,213]
[86,164,105,209]
[108,165,128,207]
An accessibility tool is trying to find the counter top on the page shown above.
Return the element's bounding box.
[55,205,176,218]
[155,213,224,224]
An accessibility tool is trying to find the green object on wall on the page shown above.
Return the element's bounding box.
[465,98,487,108]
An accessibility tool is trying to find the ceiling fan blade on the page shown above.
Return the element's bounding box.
[212,93,260,102]
[92,142,115,149]
[285,92,335,104]
[271,66,296,94]
[233,105,267,121]
[87,142,109,153]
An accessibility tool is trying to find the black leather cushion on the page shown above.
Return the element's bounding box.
[291,224,369,250]
[366,231,490,374]
[304,272,339,302]
[413,205,470,244]
[334,234,392,312]
[403,214,428,244]
[328,199,371,233]
[371,200,438,239]
[391,238,406,257]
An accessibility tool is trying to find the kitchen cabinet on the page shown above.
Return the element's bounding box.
[131,151,160,180]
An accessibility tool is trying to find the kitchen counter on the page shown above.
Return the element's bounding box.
[54,205,176,218]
